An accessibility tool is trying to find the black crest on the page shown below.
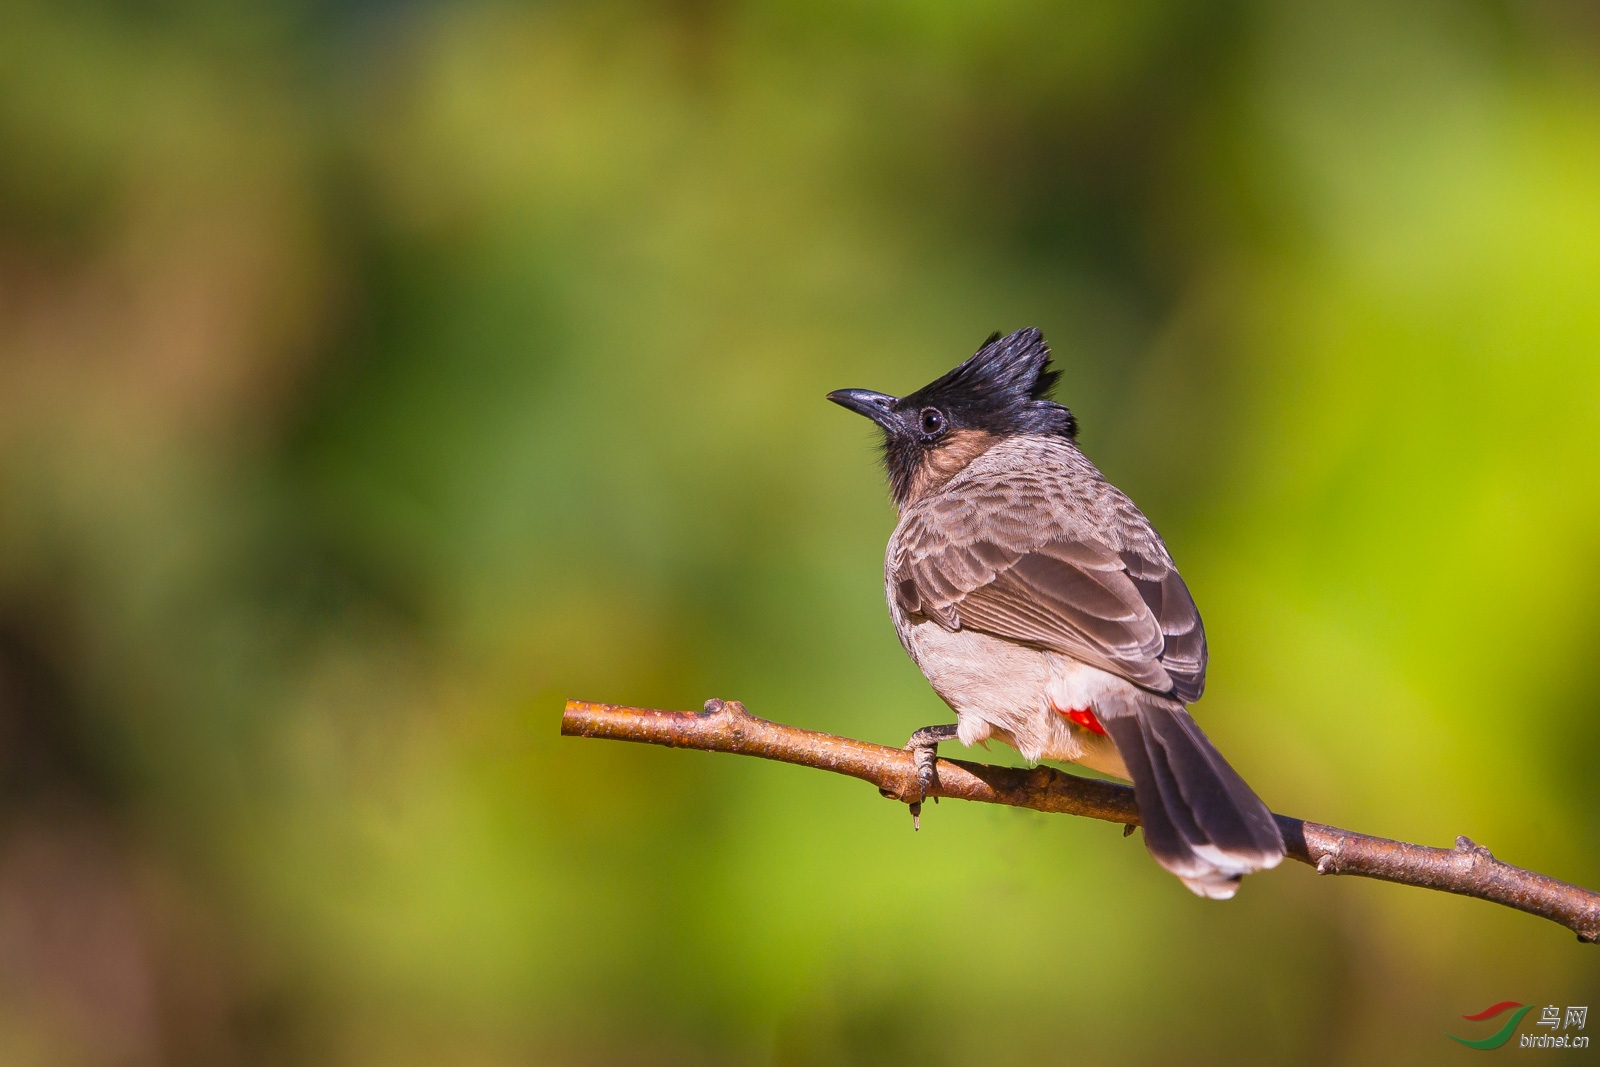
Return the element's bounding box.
[903,328,1077,438]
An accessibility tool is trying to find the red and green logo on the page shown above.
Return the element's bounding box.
[1447,1002,1534,1049]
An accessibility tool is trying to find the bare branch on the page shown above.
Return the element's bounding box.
[561,698,1600,943]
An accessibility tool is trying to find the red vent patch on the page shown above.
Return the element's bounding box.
[1058,705,1107,736]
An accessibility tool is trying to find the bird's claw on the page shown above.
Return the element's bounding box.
[904,741,938,830]
[900,723,960,830]
[912,742,939,798]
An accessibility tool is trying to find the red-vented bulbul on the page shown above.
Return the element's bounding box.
[828,328,1284,898]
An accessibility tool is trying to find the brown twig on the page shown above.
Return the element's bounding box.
[561,697,1600,943]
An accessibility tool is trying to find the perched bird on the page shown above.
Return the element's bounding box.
[828,328,1284,898]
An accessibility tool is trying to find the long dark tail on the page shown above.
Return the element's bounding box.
[1101,692,1284,899]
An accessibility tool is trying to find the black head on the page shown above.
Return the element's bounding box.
[827,328,1077,506]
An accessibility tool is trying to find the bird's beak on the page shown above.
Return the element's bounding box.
[826,388,901,431]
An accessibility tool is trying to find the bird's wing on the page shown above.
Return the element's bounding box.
[891,477,1207,702]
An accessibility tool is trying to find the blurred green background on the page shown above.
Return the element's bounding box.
[2,1,1599,1063]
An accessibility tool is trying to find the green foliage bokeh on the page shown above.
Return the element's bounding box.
[0,2,1597,1063]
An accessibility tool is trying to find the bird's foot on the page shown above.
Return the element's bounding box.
[902,723,960,829]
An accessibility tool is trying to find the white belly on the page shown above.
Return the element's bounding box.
[897,614,1131,779]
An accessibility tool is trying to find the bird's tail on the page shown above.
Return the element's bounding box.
[1100,692,1284,899]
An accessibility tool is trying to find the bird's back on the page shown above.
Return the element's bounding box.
[886,434,1207,704]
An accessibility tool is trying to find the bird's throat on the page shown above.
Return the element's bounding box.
[900,429,997,508]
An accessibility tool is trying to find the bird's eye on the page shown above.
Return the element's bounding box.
[919,407,946,437]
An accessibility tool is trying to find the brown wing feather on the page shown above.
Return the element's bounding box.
[891,465,1207,702]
